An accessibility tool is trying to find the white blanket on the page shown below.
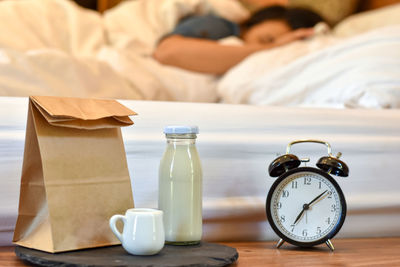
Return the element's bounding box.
[0,0,222,102]
[0,48,144,99]
[0,0,104,56]
[217,25,400,108]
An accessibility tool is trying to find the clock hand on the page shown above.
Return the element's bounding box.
[293,190,328,225]
[306,210,308,224]
[293,206,306,225]
[307,190,328,207]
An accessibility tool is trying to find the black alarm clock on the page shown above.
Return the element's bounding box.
[266,140,348,251]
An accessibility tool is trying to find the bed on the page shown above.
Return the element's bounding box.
[1,0,399,106]
[1,0,400,246]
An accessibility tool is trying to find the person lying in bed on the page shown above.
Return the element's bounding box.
[153,5,324,75]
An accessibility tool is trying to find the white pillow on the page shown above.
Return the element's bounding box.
[334,3,400,37]
[0,0,105,56]
[218,25,400,108]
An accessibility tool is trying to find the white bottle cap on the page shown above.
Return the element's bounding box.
[163,125,199,134]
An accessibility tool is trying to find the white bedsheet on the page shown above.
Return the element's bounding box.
[217,25,400,108]
[1,97,400,245]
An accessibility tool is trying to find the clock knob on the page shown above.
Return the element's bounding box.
[316,156,349,177]
[268,154,301,177]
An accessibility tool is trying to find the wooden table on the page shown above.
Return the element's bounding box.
[1,238,399,266]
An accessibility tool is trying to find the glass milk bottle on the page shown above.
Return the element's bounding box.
[158,126,202,245]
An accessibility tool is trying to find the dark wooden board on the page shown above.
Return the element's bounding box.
[15,242,238,267]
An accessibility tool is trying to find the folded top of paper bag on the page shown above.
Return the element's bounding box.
[30,96,137,130]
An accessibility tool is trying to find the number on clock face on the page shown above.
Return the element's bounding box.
[270,171,341,242]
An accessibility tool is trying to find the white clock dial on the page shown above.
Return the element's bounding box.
[270,171,342,242]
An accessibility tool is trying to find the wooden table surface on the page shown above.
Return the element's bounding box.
[1,237,399,266]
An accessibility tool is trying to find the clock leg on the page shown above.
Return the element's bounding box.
[276,239,285,249]
[326,239,335,251]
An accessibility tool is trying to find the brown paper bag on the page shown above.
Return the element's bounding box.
[13,96,136,253]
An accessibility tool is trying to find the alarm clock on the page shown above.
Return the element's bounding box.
[266,140,348,251]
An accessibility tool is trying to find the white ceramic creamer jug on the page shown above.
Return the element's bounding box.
[109,208,165,255]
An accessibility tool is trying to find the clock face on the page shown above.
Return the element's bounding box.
[267,167,346,246]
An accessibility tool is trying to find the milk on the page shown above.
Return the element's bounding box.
[158,134,203,245]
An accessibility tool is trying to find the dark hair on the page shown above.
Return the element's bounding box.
[244,5,324,30]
